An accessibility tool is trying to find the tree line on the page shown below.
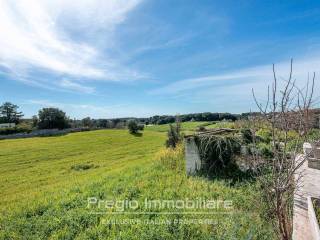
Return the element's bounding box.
[0,102,243,129]
[0,102,141,130]
[1,102,318,131]
[0,102,71,130]
[148,112,239,124]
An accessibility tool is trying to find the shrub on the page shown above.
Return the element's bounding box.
[256,128,272,143]
[241,128,253,144]
[166,121,182,148]
[212,121,235,129]
[127,120,144,134]
[0,125,32,135]
[137,124,144,131]
[71,164,96,171]
[287,130,299,140]
[195,135,241,174]
[313,198,320,225]
[257,143,273,158]
[197,126,206,132]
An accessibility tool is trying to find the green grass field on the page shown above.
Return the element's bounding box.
[0,130,166,209]
[145,121,207,132]
[145,121,235,133]
[0,127,274,239]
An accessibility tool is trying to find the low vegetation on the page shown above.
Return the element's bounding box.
[313,198,320,226]
[0,64,318,239]
[146,121,214,133]
[155,144,185,172]
[0,124,32,135]
[148,112,238,125]
[71,163,97,171]
[0,128,275,239]
[165,117,182,148]
[0,130,165,209]
[127,119,144,134]
[195,134,241,175]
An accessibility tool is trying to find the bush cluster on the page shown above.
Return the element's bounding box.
[313,198,320,225]
[0,125,32,135]
[195,135,241,174]
[149,112,239,125]
[166,121,182,148]
[127,120,144,134]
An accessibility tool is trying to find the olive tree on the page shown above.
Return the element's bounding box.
[128,120,144,134]
[38,108,70,130]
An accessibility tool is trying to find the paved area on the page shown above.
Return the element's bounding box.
[293,156,320,240]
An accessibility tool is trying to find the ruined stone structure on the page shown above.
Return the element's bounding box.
[184,136,201,174]
[184,128,237,175]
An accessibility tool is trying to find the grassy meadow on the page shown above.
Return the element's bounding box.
[145,121,234,134]
[145,121,208,132]
[0,130,165,208]
[0,125,274,239]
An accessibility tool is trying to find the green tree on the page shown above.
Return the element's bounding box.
[38,108,70,129]
[32,115,38,128]
[127,120,144,134]
[0,102,24,124]
[128,120,138,134]
[82,117,92,127]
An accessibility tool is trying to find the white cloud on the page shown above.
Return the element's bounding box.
[129,34,195,57]
[0,0,143,91]
[148,57,320,113]
[47,0,142,31]
[150,57,320,96]
[25,99,167,119]
[27,99,122,118]
[58,79,95,94]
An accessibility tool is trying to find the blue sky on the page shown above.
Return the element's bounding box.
[0,0,320,118]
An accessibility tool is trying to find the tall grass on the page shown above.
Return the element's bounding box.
[155,144,185,172]
[0,128,275,239]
